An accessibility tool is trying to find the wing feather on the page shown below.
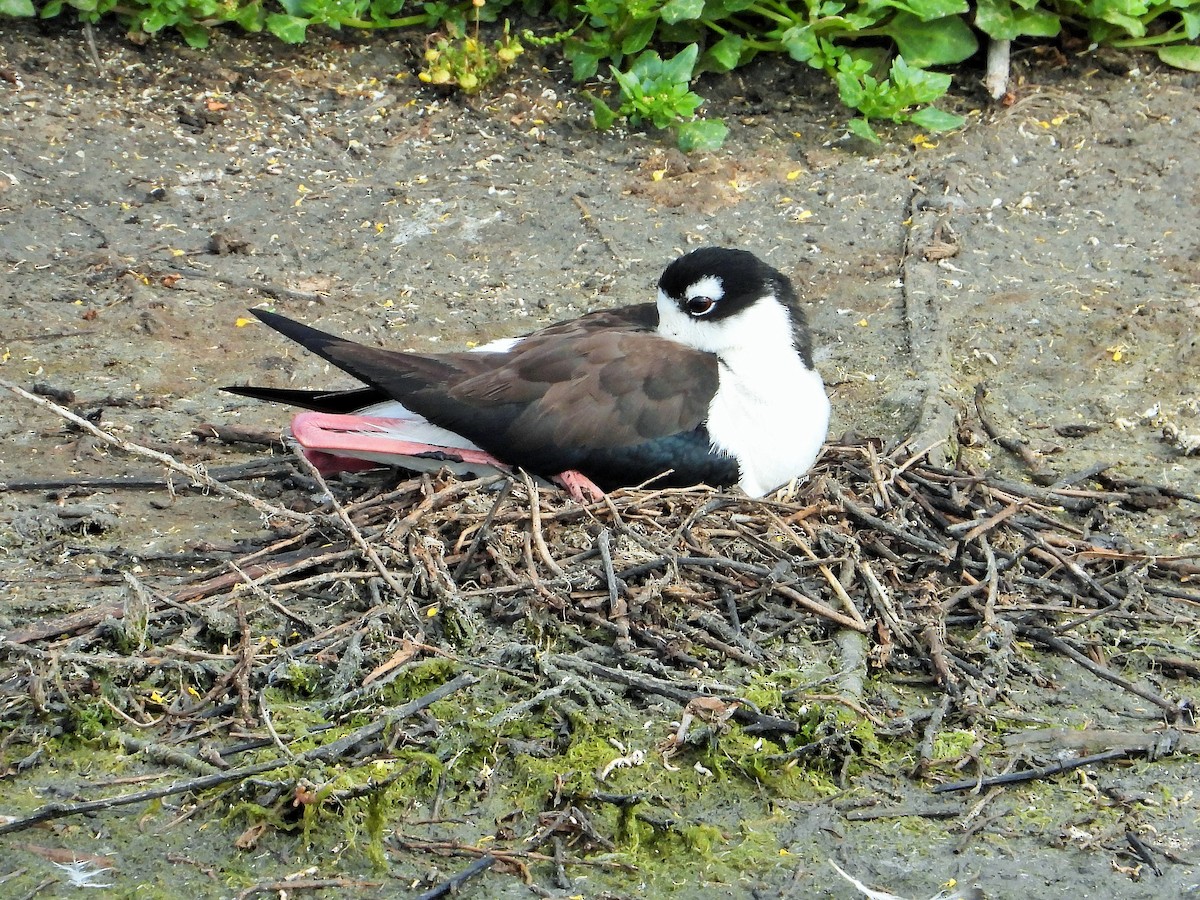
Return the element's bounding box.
[227,304,725,483]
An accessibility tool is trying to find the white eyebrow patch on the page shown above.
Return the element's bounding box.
[686,275,724,302]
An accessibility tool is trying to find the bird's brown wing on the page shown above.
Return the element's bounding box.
[227,306,725,484]
[444,326,718,452]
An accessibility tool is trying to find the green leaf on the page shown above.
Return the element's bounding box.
[781,25,820,64]
[705,33,745,72]
[587,92,619,129]
[884,11,978,65]
[702,0,758,14]
[567,47,603,81]
[1086,0,1147,37]
[38,0,61,15]
[675,118,728,151]
[628,48,663,81]
[1181,9,1200,40]
[621,16,657,54]
[613,63,646,99]
[911,0,969,17]
[233,2,265,31]
[888,55,952,103]
[974,0,1061,39]
[869,0,968,20]
[847,117,882,143]
[660,0,705,23]
[660,42,699,83]
[835,58,871,108]
[140,8,168,32]
[0,0,35,15]
[909,105,965,131]
[666,88,703,120]
[177,22,210,46]
[265,12,310,42]
[1157,44,1200,71]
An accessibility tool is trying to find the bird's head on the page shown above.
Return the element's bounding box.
[655,247,813,365]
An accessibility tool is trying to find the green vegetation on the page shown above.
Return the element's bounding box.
[5,0,1199,145]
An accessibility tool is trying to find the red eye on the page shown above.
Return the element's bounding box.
[686,297,716,317]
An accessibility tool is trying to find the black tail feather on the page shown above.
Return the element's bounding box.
[248,309,352,365]
[222,384,384,413]
[222,310,398,412]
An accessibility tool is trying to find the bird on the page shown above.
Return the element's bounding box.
[224,247,830,500]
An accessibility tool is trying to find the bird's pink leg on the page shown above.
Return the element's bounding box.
[554,470,606,502]
[292,412,606,501]
[301,449,382,476]
[291,413,505,468]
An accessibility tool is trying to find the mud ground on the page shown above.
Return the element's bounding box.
[1,19,1198,899]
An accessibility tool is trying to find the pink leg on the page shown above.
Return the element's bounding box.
[291,413,507,468]
[302,449,382,476]
[554,469,607,502]
[292,412,606,501]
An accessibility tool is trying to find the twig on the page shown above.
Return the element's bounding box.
[1125,830,1164,877]
[833,482,953,560]
[1017,626,1182,720]
[259,692,294,759]
[521,471,566,578]
[414,855,496,900]
[192,423,286,448]
[451,480,512,581]
[597,527,631,649]
[293,451,420,625]
[765,508,866,628]
[0,377,311,525]
[932,749,1132,793]
[975,384,1055,484]
[0,459,291,492]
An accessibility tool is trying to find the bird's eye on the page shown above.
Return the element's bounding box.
[685,296,717,317]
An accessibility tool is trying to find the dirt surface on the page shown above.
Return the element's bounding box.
[1,19,1199,899]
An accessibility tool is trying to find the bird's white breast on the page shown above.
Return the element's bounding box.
[707,355,829,496]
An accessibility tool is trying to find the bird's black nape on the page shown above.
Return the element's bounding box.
[658,247,784,303]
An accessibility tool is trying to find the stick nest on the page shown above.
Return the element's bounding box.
[2,435,1197,882]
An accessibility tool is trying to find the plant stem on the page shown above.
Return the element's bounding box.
[1110,24,1187,47]
[745,2,798,27]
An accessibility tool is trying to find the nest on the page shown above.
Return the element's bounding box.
[2,432,1197,889]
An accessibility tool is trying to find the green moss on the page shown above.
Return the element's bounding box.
[64,699,115,743]
[278,661,325,695]
[362,785,393,869]
[378,658,462,706]
[931,728,978,761]
[1010,795,1056,830]
[261,688,333,733]
[511,732,619,799]
[742,672,786,711]
[615,807,797,891]
[226,800,290,831]
[680,822,725,854]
